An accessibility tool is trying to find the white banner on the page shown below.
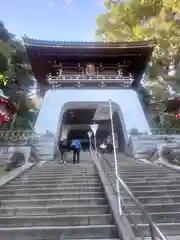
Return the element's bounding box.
[93,104,115,121]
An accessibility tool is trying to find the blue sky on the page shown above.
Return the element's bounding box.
[1,0,105,41]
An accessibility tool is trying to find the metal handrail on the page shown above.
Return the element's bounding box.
[92,150,168,240]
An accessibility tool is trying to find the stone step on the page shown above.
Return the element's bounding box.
[123,184,180,192]
[0,225,118,240]
[9,176,100,185]
[17,173,99,180]
[116,172,179,178]
[0,192,105,200]
[117,165,161,169]
[117,173,180,178]
[26,172,98,177]
[120,176,180,182]
[32,164,94,167]
[28,170,97,175]
[0,214,113,227]
[0,205,109,216]
[118,169,174,173]
[13,175,100,182]
[0,186,102,194]
[124,180,180,186]
[132,223,180,237]
[7,180,100,187]
[3,183,101,190]
[122,189,180,197]
[13,176,100,183]
[1,197,107,207]
[123,195,180,205]
[26,170,99,175]
[33,165,95,168]
[125,202,180,213]
[136,237,179,240]
[126,212,180,224]
[31,165,95,169]
[33,163,92,170]
[42,163,94,167]
[31,166,97,172]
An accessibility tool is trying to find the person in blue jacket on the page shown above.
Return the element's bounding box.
[71,139,82,164]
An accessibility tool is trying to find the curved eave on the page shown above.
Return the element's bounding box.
[23,37,156,50]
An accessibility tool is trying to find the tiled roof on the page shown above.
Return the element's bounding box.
[23,37,156,48]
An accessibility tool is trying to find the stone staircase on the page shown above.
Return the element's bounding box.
[0,155,120,240]
[116,154,180,239]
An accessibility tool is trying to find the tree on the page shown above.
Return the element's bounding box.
[96,0,180,83]
[96,0,180,129]
[0,21,39,130]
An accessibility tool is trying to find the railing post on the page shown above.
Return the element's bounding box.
[94,133,97,153]
[149,223,156,240]
[108,99,122,215]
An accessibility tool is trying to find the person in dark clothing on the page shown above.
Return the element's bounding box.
[106,135,113,153]
[59,138,67,163]
[71,139,82,164]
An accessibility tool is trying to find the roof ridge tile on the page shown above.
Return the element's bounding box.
[23,37,156,48]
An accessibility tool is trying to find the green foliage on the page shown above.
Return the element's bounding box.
[161,114,180,129]
[0,73,8,86]
[138,84,151,108]
[0,21,39,129]
[0,53,8,72]
[96,0,180,129]
[148,78,172,101]
[96,0,180,112]
[96,0,180,69]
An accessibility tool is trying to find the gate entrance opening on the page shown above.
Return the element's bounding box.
[59,107,125,151]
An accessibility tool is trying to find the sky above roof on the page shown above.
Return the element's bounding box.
[1,0,106,41]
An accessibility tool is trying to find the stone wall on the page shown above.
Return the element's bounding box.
[125,135,180,161]
[0,146,31,166]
